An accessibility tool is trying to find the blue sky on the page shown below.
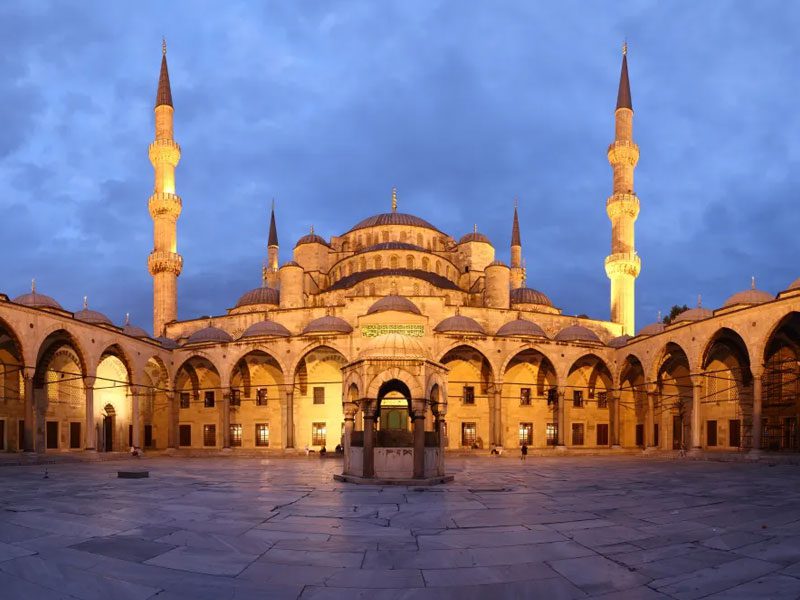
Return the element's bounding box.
[1,1,799,333]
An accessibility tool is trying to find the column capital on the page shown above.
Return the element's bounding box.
[83,375,97,388]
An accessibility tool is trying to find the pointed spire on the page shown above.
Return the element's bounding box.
[268,200,278,247]
[155,38,173,108]
[391,187,398,213]
[616,41,632,110]
[511,202,521,247]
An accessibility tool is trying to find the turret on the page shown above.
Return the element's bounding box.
[484,261,510,309]
[510,201,524,289]
[263,201,279,288]
[604,43,641,336]
[147,39,183,337]
[279,261,304,309]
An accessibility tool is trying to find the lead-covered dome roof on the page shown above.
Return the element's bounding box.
[434,314,485,335]
[235,286,279,308]
[155,336,178,349]
[240,320,291,339]
[295,233,330,248]
[496,319,547,338]
[673,307,712,323]
[349,212,439,233]
[787,277,800,291]
[723,288,774,308]
[555,325,602,343]
[302,315,353,335]
[123,323,150,339]
[74,308,113,326]
[638,322,665,336]
[608,334,632,348]
[360,333,427,360]
[459,231,491,244]
[510,287,553,307]
[14,291,63,310]
[367,295,421,316]
[186,326,232,345]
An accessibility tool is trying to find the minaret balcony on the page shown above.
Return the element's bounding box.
[606,193,640,220]
[148,139,181,167]
[604,252,641,278]
[607,140,639,167]
[148,251,183,276]
[148,192,183,219]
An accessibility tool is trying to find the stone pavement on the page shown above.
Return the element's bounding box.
[1,455,800,599]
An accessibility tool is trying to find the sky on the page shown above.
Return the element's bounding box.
[1,1,799,334]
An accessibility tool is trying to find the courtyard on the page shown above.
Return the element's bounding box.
[0,456,799,598]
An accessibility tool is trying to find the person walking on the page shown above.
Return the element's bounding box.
[520,443,528,461]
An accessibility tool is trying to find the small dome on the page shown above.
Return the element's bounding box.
[123,323,150,339]
[360,333,427,360]
[349,212,439,233]
[240,320,291,339]
[235,286,279,308]
[434,314,485,335]
[638,322,665,336]
[555,325,602,343]
[74,308,113,326]
[786,277,800,291]
[186,326,232,345]
[367,295,421,316]
[673,307,713,323]
[723,288,774,308]
[459,231,491,245]
[14,291,63,310]
[302,315,353,335]
[510,287,553,307]
[608,335,632,348]
[155,336,178,349]
[281,261,301,268]
[295,233,330,248]
[496,319,547,338]
[487,260,508,268]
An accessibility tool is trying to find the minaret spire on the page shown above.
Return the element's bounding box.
[510,200,523,289]
[148,40,183,337]
[605,42,641,336]
[264,200,280,287]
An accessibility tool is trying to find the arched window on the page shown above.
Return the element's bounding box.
[341,241,349,252]
[422,257,430,270]
[374,256,382,269]
[359,257,367,271]
[406,255,414,269]
[347,263,353,275]
[435,260,441,275]
[417,233,423,247]
[366,233,372,246]
[390,255,399,269]
[400,231,407,242]
[382,231,390,243]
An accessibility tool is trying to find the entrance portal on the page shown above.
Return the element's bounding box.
[103,404,115,452]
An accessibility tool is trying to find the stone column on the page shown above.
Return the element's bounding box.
[751,371,763,455]
[84,376,96,450]
[646,390,655,448]
[413,411,425,479]
[22,368,35,452]
[489,383,502,447]
[610,393,621,447]
[284,387,295,448]
[362,407,375,479]
[691,375,702,451]
[221,390,231,449]
[166,391,177,448]
[34,385,46,453]
[342,402,356,475]
[434,413,447,476]
[556,389,567,448]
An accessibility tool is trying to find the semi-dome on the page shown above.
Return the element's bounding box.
[74,307,113,326]
[360,333,427,360]
[155,336,179,349]
[608,335,632,348]
[722,288,774,308]
[295,233,330,248]
[123,323,150,339]
[510,287,553,307]
[14,291,63,310]
[638,322,665,336]
[235,286,279,308]
[673,307,713,323]
[496,319,547,338]
[459,231,491,244]
[349,212,439,233]
[555,325,602,343]
[302,315,353,335]
[434,314,485,335]
[367,295,421,316]
[240,320,291,339]
[186,325,232,345]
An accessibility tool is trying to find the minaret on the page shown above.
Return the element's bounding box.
[510,200,524,289]
[263,200,279,287]
[147,39,183,337]
[604,42,641,336]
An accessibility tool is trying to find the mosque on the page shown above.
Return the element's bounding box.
[0,44,798,479]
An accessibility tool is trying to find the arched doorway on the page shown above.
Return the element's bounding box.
[502,349,557,448]
[762,313,800,451]
[566,354,613,449]
[440,345,493,449]
[376,379,412,447]
[657,343,692,451]
[102,404,116,452]
[0,318,23,451]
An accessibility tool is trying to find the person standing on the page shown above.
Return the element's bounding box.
[520,443,528,461]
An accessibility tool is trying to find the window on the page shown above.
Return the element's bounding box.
[313,387,325,405]
[729,419,741,448]
[204,391,215,408]
[597,392,608,409]
[519,422,533,445]
[374,256,382,269]
[707,420,717,447]
[463,386,475,405]
[203,424,216,447]
[572,390,584,408]
[144,425,153,448]
[230,424,242,447]
[635,424,644,447]
[179,424,191,446]
[461,422,477,447]
[255,423,270,447]
[654,423,660,447]
[46,421,58,449]
[406,256,414,269]
[520,388,531,406]
[230,389,241,406]
[390,255,399,269]
[571,423,585,446]
[546,423,558,446]
[547,388,558,406]
[596,423,609,446]
[180,392,190,409]
[311,422,327,446]
[256,388,268,406]
[69,422,81,449]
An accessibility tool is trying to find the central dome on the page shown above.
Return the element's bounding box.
[360,333,427,360]
[348,212,440,233]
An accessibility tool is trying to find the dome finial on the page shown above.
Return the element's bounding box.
[391,187,398,212]
[622,39,627,56]
[310,224,314,235]
[751,276,756,290]
[657,309,662,323]
[125,312,130,325]
[31,278,36,293]
[697,294,702,308]
[83,296,88,310]
[473,223,478,234]
[162,37,167,55]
